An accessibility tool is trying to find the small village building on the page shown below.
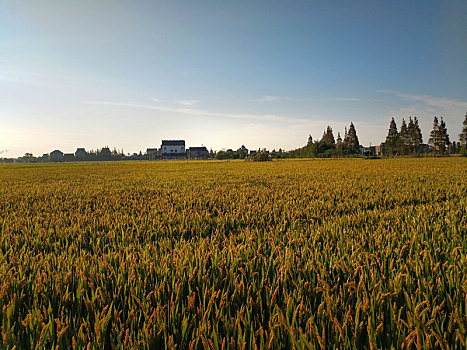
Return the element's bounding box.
[146,148,159,160]
[240,145,249,157]
[161,140,186,159]
[359,146,371,155]
[49,150,64,161]
[419,144,433,153]
[99,147,112,160]
[188,146,209,159]
[63,153,75,161]
[75,148,87,159]
[374,144,385,156]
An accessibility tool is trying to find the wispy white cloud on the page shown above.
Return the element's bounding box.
[83,100,382,144]
[0,69,75,89]
[174,99,199,106]
[336,97,361,102]
[255,95,361,103]
[255,95,297,102]
[84,101,292,122]
[379,90,467,110]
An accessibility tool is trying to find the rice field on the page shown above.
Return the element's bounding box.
[0,158,466,349]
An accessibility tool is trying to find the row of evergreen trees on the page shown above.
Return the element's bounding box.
[385,114,467,156]
[289,122,362,158]
[428,117,451,155]
[318,122,361,154]
[385,117,424,155]
[291,113,467,158]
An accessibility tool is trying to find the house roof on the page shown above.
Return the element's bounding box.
[189,147,208,151]
[162,140,185,146]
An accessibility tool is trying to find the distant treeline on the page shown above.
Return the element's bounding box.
[0,147,145,164]
[2,114,467,163]
[289,114,467,159]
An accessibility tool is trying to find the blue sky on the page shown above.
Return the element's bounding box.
[1,1,466,157]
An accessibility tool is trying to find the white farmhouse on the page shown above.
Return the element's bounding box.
[161,140,186,159]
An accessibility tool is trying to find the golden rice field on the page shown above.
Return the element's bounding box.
[0,158,466,349]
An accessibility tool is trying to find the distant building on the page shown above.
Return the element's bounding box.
[63,153,75,161]
[147,148,159,160]
[50,150,64,161]
[374,144,385,156]
[240,145,249,157]
[359,146,371,156]
[188,146,209,159]
[419,144,433,154]
[75,148,87,159]
[99,147,111,160]
[161,140,186,159]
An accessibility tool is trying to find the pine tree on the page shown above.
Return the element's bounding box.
[413,117,423,153]
[459,112,467,156]
[439,117,450,154]
[460,112,467,145]
[407,117,417,154]
[428,116,438,151]
[428,116,444,155]
[307,135,313,146]
[397,118,409,155]
[336,132,342,150]
[385,118,398,156]
[342,127,348,151]
[346,122,360,154]
[328,126,335,145]
[321,126,335,146]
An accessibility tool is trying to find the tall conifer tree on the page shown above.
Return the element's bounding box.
[413,117,423,152]
[407,117,417,154]
[397,118,409,155]
[346,122,360,154]
[321,126,335,146]
[439,117,450,154]
[336,132,342,150]
[429,116,443,154]
[385,118,398,156]
[459,112,467,156]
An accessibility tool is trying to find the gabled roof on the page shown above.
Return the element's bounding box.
[162,140,185,146]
